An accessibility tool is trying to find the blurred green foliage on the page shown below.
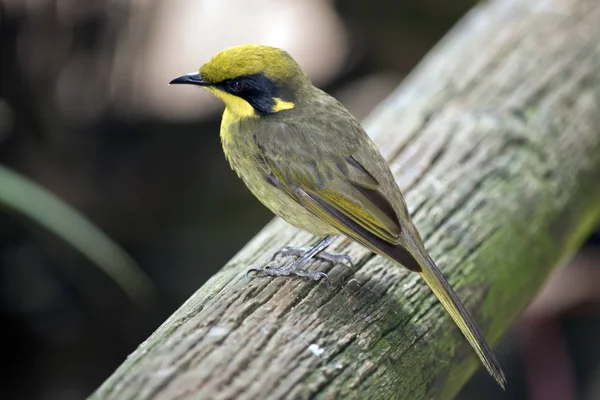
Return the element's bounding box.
[0,164,153,305]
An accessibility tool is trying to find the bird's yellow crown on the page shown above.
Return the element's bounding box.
[199,44,304,85]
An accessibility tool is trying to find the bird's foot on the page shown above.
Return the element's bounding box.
[271,246,354,268]
[246,265,331,288]
[247,236,347,287]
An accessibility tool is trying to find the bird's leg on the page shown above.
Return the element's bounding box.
[271,244,354,268]
[248,235,350,287]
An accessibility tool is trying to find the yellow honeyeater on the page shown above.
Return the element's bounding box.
[170,44,506,388]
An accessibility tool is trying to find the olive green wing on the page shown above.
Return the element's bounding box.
[255,121,421,271]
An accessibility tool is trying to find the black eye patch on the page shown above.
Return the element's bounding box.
[217,73,290,115]
[219,74,272,95]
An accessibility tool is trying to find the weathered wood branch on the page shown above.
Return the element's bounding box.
[90,0,600,398]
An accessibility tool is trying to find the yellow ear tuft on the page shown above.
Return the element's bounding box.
[272,98,295,112]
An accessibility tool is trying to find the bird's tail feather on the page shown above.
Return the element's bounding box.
[418,254,506,389]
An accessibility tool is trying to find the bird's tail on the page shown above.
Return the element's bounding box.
[418,252,506,389]
[325,203,507,387]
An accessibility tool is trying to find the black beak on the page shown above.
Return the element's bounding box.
[169,72,207,86]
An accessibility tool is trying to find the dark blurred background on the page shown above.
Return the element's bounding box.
[0,1,598,399]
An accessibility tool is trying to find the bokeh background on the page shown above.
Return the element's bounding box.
[0,0,598,399]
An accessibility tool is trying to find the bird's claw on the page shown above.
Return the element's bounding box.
[246,268,259,278]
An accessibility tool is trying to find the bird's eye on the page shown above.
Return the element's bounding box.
[229,81,244,93]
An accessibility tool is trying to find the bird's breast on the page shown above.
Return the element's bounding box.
[218,115,336,236]
[219,112,257,177]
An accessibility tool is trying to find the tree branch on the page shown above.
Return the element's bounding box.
[90,0,600,398]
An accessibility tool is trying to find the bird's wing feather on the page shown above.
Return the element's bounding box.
[256,120,403,246]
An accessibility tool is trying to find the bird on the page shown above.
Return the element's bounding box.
[170,44,506,388]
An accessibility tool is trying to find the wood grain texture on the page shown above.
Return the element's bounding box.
[90,0,600,398]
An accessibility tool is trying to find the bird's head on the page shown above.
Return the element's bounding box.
[170,44,310,118]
